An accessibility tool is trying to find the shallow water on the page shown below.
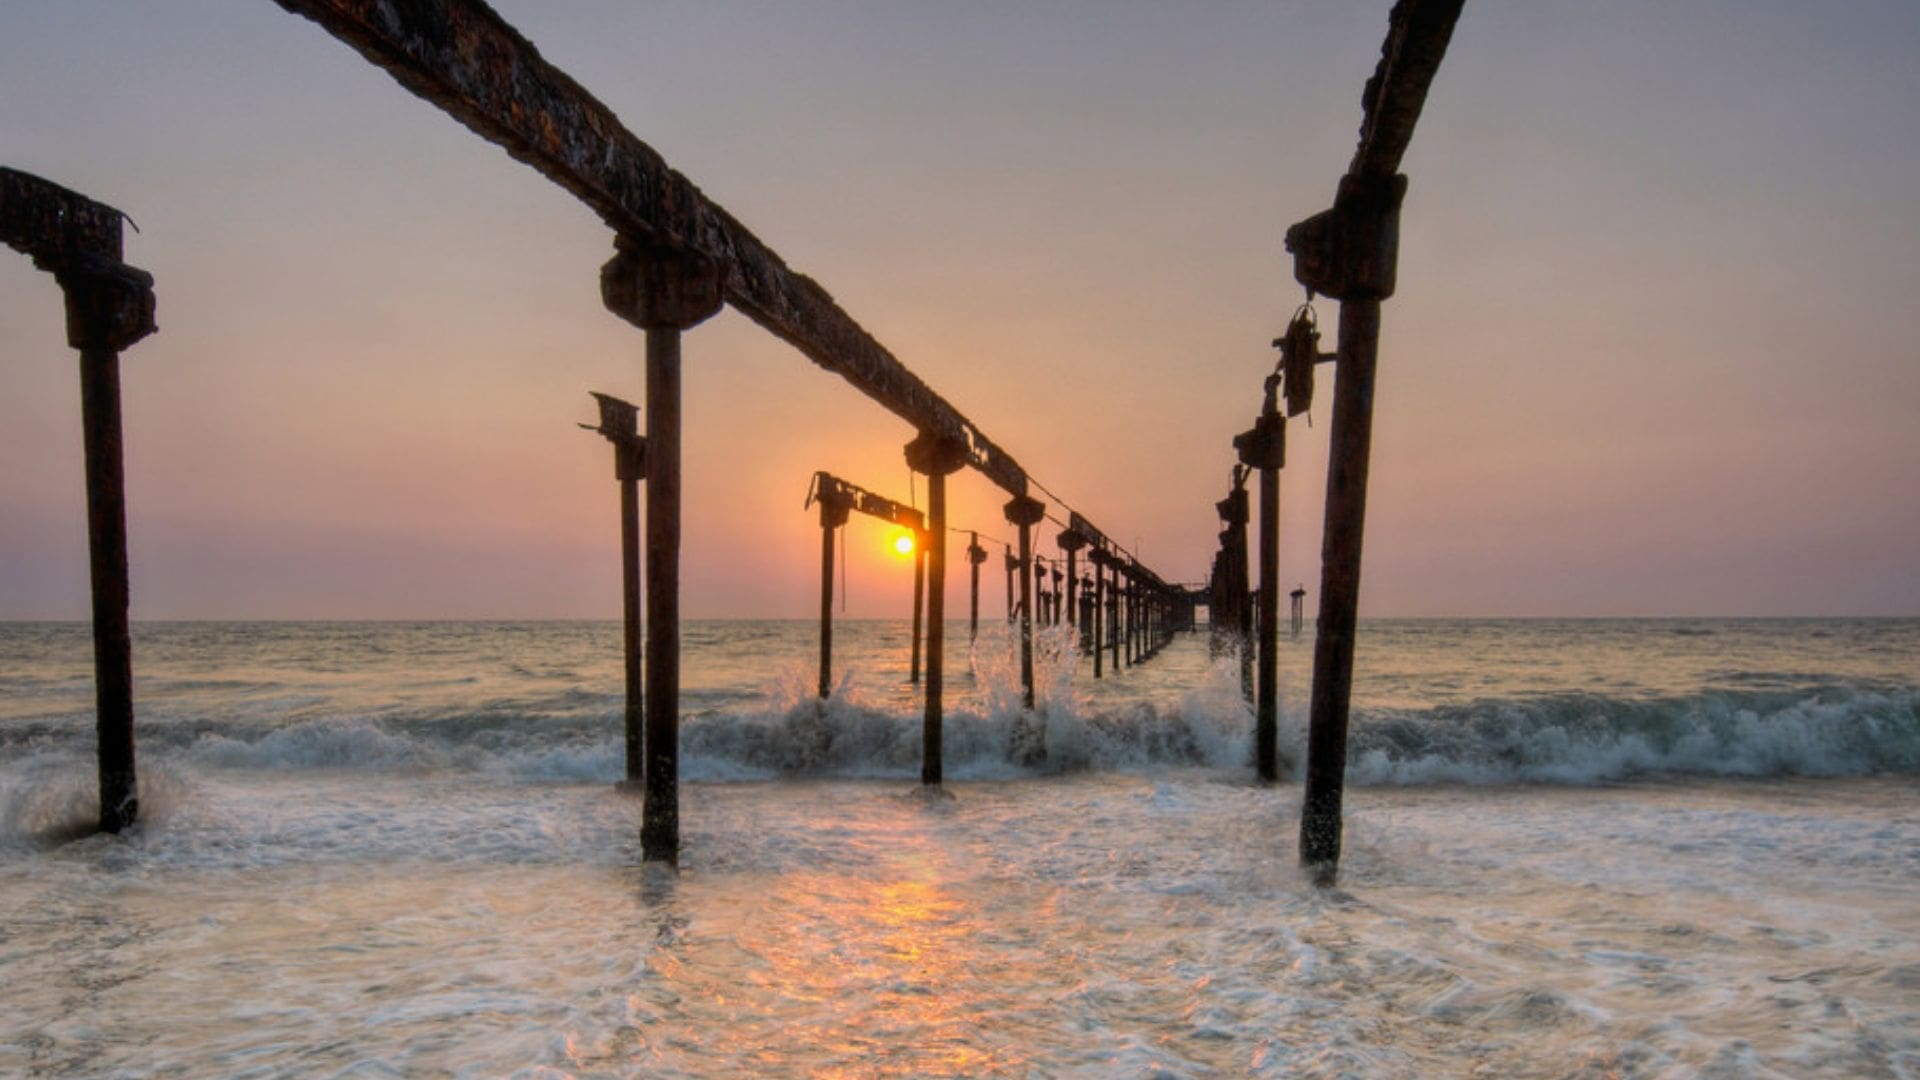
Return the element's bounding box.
[2,619,1917,1075]
[4,774,1916,1076]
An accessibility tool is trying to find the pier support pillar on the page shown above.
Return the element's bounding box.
[1004,495,1047,710]
[1004,544,1017,626]
[1091,553,1106,679]
[1058,529,1087,658]
[69,266,154,835]
[4,170,158,836]
[967,532,986,643]
[603,240,723,865]
[1236,384,1287,782]
[815,490,851,699]
[583,393,648,784]
[1300,299,1379,883]
[910,537,925,685]
[907,433,969,785]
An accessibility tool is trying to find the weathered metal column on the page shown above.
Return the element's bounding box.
[1004,495,1046,709]
[1298,296,1383,881]
[1217,482,1253,701]
[910,536,926,685]
[1091,554,1106,678]
[3,168,157,835]
[907,433,968,785]
[967,532,987,642]
[815,488,851,699]
[582,393,648,784]
[76,307,147,834]
[603,241,723,865]
[1290,168,1422,882]
[1058,529,1086,641]
[1079,575,1095,650]
[1236,380,1287,781]
[1127,569,1139,666]
[1032,556,1047,629]
[1108,558,1122,674]
[1004,544,1017,625]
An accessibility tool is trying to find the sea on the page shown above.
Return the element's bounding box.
[1,617,1916,1077]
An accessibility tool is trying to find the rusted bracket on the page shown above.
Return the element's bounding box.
[579,391,646,481]
[271,0,1028,495]
[809,471,923,533]
[601,242,723,332]
[1284,0,1463,302]
[1067,511,1110,552]
[1274,307,1333,418]
[1234,412,1286,471]
[1285,173,1408,302]
[1003,494,1046,529]
[2,168,157,349]
[903,431,970,477]
[1216,487,1250,527]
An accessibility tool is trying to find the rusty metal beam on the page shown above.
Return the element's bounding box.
[272,0,1028,495]
[1350,0,1467,179]
[1,167,127,268]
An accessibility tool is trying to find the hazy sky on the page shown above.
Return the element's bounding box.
[3,1,1916,619]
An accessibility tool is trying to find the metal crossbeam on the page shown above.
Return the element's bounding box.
[273,0,1029,495]
[1350,0,1466,179]
[808,471,924,532]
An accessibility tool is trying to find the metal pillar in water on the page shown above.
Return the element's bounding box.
[814,488,851,699]
[602,240,723,865]
[1235,378,1287,782]
[910,536,925,685]
[907,433,968,785]
[967,532,987,642]
[581,392,648,785]
[1004,495,1047,709]
[2,170,158,835]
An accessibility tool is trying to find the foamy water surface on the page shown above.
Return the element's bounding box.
[2,618,1916,1075]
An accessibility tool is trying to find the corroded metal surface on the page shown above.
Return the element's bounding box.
[273,0,1028,494]
[1351,0,1467,179]
[0,167,126,268]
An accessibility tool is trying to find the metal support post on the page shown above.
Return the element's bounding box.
[602,240,723,865]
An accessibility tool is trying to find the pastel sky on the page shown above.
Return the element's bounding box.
[3,1,1916,619]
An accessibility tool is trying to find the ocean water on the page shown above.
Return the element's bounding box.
[1,618,1916,1076]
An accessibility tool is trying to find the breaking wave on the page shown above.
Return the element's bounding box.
[4,678,1915,788]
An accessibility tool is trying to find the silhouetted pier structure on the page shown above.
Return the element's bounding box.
[8,1,1463,878]
[2,167,157,836]
[803,471,926,699]
[580,392,648,786]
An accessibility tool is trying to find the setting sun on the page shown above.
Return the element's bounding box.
[892,533,916,557]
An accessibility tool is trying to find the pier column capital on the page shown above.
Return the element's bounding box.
[600,239,723,331]
[60,258,156,352]
[1003,494,1046,528]
[904,431,970,477]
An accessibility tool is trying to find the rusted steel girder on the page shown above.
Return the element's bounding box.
[1351,0,1467,180]
[273,0,1028,495]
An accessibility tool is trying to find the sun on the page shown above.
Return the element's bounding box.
[892,533,916,557]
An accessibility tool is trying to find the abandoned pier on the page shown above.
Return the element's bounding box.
[3,0,1464,885]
